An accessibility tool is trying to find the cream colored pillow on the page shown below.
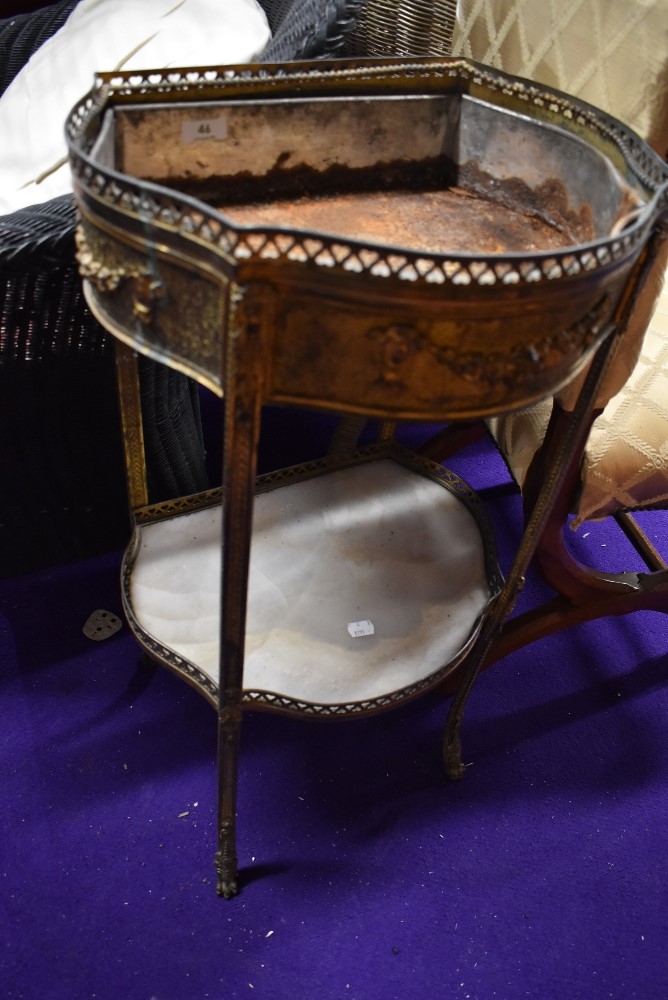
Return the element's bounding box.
[0,0,271,215]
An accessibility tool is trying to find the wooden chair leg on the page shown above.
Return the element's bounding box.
[417,421,488,462]
[483,404,668,666]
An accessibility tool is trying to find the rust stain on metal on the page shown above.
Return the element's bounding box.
[219,180,591,255]
[458,161,595,246]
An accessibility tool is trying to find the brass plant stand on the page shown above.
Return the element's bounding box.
[67,57,668,896]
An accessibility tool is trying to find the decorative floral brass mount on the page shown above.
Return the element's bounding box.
[131,274,166,325]
[75,226,135,292]
[367,296,609,391]
[75,226,164,324]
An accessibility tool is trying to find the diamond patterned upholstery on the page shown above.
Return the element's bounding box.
[452,0,668,157]
[489,270,668,523]
[454,0,668,520]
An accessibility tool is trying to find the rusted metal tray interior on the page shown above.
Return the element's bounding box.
[91,70,644,257]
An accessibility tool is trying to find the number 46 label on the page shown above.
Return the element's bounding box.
[182,117,228,143]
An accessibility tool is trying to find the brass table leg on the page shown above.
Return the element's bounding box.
[216,699,243,898]
[215,284,265,897]
[443,222,668,777]
[443,322,619,778]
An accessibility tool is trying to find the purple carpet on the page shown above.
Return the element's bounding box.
[2,418,667,1000]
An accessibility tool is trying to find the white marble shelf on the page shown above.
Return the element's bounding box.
[125,458,497,713]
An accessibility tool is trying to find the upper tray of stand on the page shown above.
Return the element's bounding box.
[66,58,668,416]
[68,57,666,260]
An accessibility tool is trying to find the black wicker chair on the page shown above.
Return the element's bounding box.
[0,0,367,575]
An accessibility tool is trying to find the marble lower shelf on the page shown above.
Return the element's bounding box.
[122,449,501,716]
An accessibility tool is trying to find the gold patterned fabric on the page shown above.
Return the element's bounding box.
[489,267,668,523]
[452,0,668,156]
[455,0,668,520]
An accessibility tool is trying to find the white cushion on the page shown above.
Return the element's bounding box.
[0,0,271,215]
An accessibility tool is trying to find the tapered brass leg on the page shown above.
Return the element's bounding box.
[442,319,622,778]
[214,281,265,896]
[215,698,243,898]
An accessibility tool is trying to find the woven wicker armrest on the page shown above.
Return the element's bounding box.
[0,2,78,97]
[0,0,366,575]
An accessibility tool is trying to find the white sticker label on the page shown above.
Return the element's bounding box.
[347,620,375,638]
[182,117,228,143]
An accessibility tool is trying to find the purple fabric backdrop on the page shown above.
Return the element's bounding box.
[2,427,667,1000]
